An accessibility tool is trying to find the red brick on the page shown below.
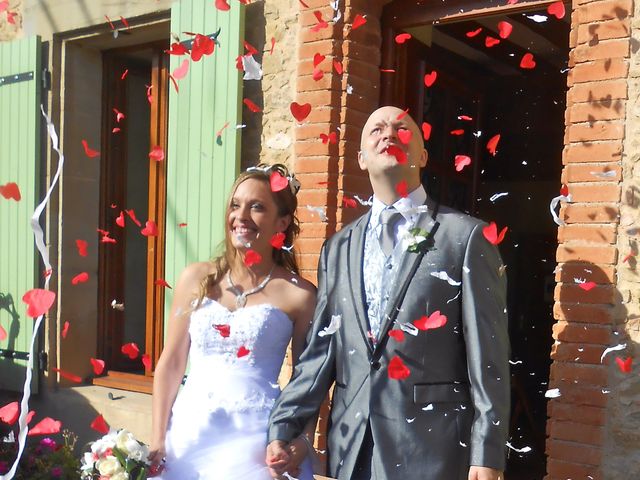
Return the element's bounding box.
[557,224,617,243]
[299,253,322,271]
[300,7,338,28]
[297,172,335,189]
[548,419,606,445]
[296,88,336,108]
[567,79,628,103]
[571,38,629,64]
[569,58,629,83]
[561,164,621,182]
[298,0,339,9]
[342,57,382,85]
[556,243,617,264]
[576,0,632,23]
[299,40,340,60]
[302,107,341,125]
[295,156,335,173]
[555,262,615,282]
[563,141,622,163]
[565,183,620,202]
[548,401,607,425]
[299,222,331,238]
[297,236,326,254]
[567,121,625,141]
[568,99,625,122]
[341,40,382,66]
[300,23,340,43]
[559,204,620,224]
[298,72,343,93]
[296,124,336,141]
[554,283,615,303]
[295,141,338,157]
[546,439,602,466]
[576,18,631,44]
[553,302,614,324]
[546,458,603,479]
[550,343,611,367]
[297,188,336,206]
[551,322,613,346]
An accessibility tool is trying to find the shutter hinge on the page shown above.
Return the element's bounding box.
[42,68,51,91]
[38,351,48,371]
[0,349,30,361]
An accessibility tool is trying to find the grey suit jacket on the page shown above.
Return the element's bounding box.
[268,199,510,480]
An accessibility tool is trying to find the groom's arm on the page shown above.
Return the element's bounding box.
[461,223,510,471]
[268,242,337,443]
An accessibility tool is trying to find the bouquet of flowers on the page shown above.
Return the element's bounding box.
[80,429,154,480]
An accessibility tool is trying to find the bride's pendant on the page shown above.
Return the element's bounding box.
[235,294,247,308]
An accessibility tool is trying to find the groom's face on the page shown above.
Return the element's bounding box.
[358,106,427,181]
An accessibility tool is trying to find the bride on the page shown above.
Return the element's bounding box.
[148,164,316,479]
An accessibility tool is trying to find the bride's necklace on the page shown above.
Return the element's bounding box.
[226,266,275,308]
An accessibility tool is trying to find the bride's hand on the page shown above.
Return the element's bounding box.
[266,440,290,478]
[281,436,310,476]
[147,442,167,476]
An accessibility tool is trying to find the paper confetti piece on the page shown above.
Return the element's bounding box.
[318,315,342,337]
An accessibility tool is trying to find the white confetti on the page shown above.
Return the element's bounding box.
[406,417,416,423]
[242,55,263,80]
[306,205,328,222]
[346,84,353,94]
[545,388,561,398]
[463,266,470,274]
[492,420,501,426]
[354,194,373,206]
[422,403,434,411]
[430,271,461,286]
[330,0,342,22]
[318,315,342,337]
[489,192,509,203]
[506,442,532,453]
[446,291,461,304]
[526,14,548,23]
[459,441,468,447]
[549,193,571,226]
[349,349,356,355]
[399,322,419,336]
[590,170,617,178]
[600,343,627,363]
[509,360,523,365]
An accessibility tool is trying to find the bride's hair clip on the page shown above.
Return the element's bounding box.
[246,163,301,196]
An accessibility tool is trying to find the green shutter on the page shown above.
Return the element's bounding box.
[0,36,42,392]
[165,1,244,326]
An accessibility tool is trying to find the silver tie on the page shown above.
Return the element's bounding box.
[379,207,401,256]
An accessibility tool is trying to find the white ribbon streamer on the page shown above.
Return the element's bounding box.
[600,343,627,363]
[549,193,571,226]
[1,106,65,480]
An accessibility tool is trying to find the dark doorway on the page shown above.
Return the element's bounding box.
[382,2,570,478]
[97,42,169,391]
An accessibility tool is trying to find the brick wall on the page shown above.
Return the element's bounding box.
[548,0,635,478]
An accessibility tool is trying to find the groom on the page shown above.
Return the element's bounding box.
[267,106,510,480]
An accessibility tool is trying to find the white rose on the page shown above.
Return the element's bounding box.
[111,472,130,480]
[116,430,137,455]
[91,437,116,457]
[80,452,95,469]
[97,455,124,476]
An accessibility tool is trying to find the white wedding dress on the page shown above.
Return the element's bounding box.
[157,297,314,480]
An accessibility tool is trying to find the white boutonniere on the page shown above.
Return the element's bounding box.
[401,227,435,254]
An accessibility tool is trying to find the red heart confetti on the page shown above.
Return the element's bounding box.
[0,402,19,425]
[61,321,70,339]
[71,272,89,285]
[244,40,258,56]
[237,346,251,358]
[450,129,465,136]
[0,2,8,13]
[90,358,106,375]
[270,232,286,249]
[149,145,165,162]
[396,180,408,198]
[120,16,129,29]
[0,182,21,201]
[424,71,437,87]
[313,53,325,67]
[482,221,508,245]
[486,134,501,156]
[520,53,536,69]
[121,342,140,359]
[320,132,337,144]
[244,249,263,267]
[351,14,367,31]
[178,222,188,228]
[616,356,632,373]
[75,239,88,257]
[578,281,597,291]
[333,60,343,75]
[290,102,312,122]
[166,42,188,55]
[466,27,482,37]
[214,324,231,337]
[52,368,82,383]
[560,184,569,197]
[81,139,100,158]
[142,353,151,370]
[172,59,189,80]
[458,115,473,121]
[497,21,513,39]
[0,324,6,341]
[312,68,324,81]
[395,33,412,44]
[125,209,142,227]
[388,329,405,342]
[121,69,129,80]
[141,220,158,237]
[90,414,110,434]
[155,279,172,289]
[28,417,62,436]
[454,155,472,172]
[396,109,410,120]
[116,211,126,228]
[270,37,276,55]
[191,34,215,62]
[547,1,566,19]
[485,36,500,48]
[113,108,125,123]
[243,98,262,113]
[398,129,413,145]
[270,171,289,192]
[388,355,410,380]
[413,311,448,330]
[299,0,309,7]
[22,289,56,318]
[386,145,407,164]
[311,11,328,32]
[421,122,432,141]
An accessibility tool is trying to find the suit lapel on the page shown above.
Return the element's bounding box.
[347,211,374,355]
[374,197,440,347]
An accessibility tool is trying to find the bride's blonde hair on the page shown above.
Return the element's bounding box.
[195,164,301,307]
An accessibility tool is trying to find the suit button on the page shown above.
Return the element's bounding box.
[370,360,381,370]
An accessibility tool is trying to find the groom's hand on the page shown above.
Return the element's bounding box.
[266,440,290,477]
[468,466,503,480]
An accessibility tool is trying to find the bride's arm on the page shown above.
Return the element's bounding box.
[149,263,208,465]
